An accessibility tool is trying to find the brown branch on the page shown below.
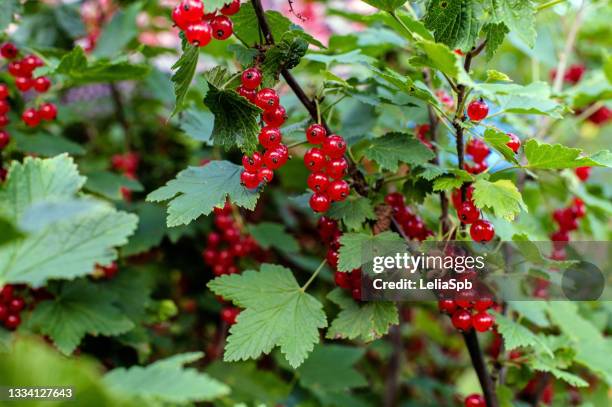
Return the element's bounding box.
[384,324,403,407]
[463,330,499,407]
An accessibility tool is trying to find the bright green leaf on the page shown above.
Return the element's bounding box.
[207,264,327,368]
[327,196,376,231]
[524,140,612,169]
[147,161,260,227]
[337,231,404,272]
[493,312,553,356]
[473,179,527,221]
[362,0,407,12]
[483,129,519,164]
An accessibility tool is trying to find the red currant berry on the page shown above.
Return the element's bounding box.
[242,152,263,172]
[185,22,213,47]
[310,193,331,213]
[322,135,346,159]
[207,232,221,247]
[101,262,119,279]
[467,99,489,121]
[39,102,57,121]
[550,229,569,243]
[22,108,40,127]
[223,227,240,243]
[506,133,521,153]
[0,304,7,322]
[385,192,405,208]
[21,55,40,73]
[473,297,493,312]
[334,271,351,289]
[237,85,257,102]
[8,297,24,313]
[0,115,9,127]
[470,220,495,243]
[8,61,26,77]
[0,84,8,99]
[438,299,457,314]
[220,0,241,15]
[262,105,286,127]
[466,139,490,163]
[404,217,425,238]
[179,0,204,24]
[14,77,32,92]
[240,170,259,189]
[241,67,262,90]
[258,126,282,149]
[464,394,485,407]
[172,7,189,29]
[458,201,480,224]
[572,197,586,218]
[0,43,18,59]
[553,208,577,231]
[317,216,338,241]
[327,180,350,202]
[326,157,348,180]
[304,148,326,171]
[255,88,279,112]
[351,286,362,301]
[464,161,488,174]
[33,76,51,92]
[451,309,472,331]
[0,100,8,115]
[325,249,339,269]
[451,185,474,209]
[257,167,274,183]
[0,285,13,302]
[212,264,225,276]
[4,314,20,330]
[0,130,10,149]
[217,249,234,265]
[575,166,590,181]
[221,306,240,325]
[473,312,494,332]
[263,149,283,170]
[307,172,329,193]
[306,123,327,144]
[202,248,217,265]
[211,16,233,40]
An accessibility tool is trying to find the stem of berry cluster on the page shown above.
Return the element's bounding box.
[450,41,499,407]
[250,0,369,196]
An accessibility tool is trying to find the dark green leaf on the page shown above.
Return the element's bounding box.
[12,131,85,157]
[179,107,215,143]
[423,0,481,51]
[327,196,376,231]
[248,222,300,254]
[93,2,142,58]
[361,0,407,12]
[363,132,435,172]
[84,171,143,201]
[170,45,200,116]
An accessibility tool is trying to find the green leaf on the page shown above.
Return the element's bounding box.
[483,23,509,60]
[53,4,87,38]
[337,231,404,272]
[12,131,86,157]
[84,171,143,201]
[326,288,398,342]
[231,3,302,46]
[0,0,19,31]
[327,196,376,231]
[524,140,612,170]
[493,312,553,356]
[296,344,367,391]
[361,0,407,12]
[121,203,167,257]
[170,45,199,116]
[411,40,472,84]
[432,169,473,192]
[547,302,612,385]
[423,0,481,51]
[147,161,260,227]
[228,43,258,67]
[55,47,150,84]
[93,2,142,58]
[0,216,23,247]
[261,32,309,87]
[204,82,262,154]
[529,358,589,387]
[0,155,138,286]
[486,69,511,82]
[472,179,526,221]
[362,132,435,172]
[27,279,134,355]
[248,222,299,254]
[489,0,536,47]
[207,264,327,368]
[483,129,519,164]
[179,107,214,143]
[104,352,229,403]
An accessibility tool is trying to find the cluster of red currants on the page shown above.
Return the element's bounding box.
[111,151,140,201]
[464,393,486,407]
[464,133,521,175]
[171,0,240,47]
[385,192,433,241]
[438,296,496,333]
[415,123,433,150]
[318,217,362,301]
[304,125,350,213]
[1,43,58,129]
[0,285,25,331]
[238,68,290,189]
[549,63,585,85]
[451,186,496,243]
